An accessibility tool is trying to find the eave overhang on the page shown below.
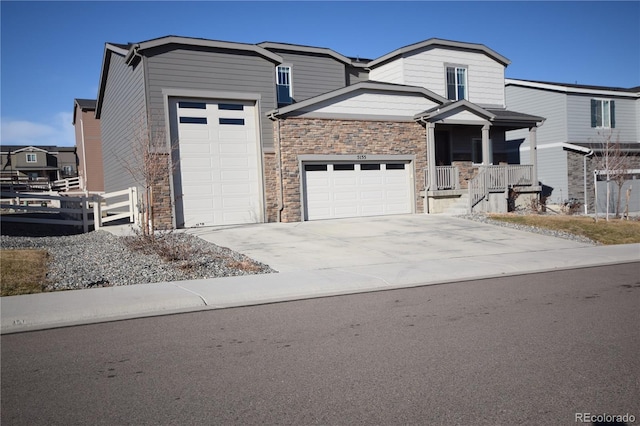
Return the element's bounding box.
[258,41,355,66]
[96,43,128,118]
[368,38,511,69]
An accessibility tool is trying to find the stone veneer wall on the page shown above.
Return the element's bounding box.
[274,118,427,222]
[262,152,280,222]
[567,150,595,213]
[150,153,173,230]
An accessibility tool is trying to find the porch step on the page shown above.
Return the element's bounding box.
[439,193,470,215]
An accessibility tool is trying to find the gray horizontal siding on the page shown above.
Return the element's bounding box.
[505,85,567,148]
[275,51,347,101]
[567,94,638,143]
[347,66,369,85]
[536,146,569,204]
[100,52,146,193]
[145,46,277,150]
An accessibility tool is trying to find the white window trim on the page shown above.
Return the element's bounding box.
[593,98,611,129]
[276,64,293,103]
[26,153,37,163]
[445,64,468,101]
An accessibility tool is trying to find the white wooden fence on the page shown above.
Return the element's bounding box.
[0,187,138,233]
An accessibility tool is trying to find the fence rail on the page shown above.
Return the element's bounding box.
[1,187,138,233]
[0,176,82,192]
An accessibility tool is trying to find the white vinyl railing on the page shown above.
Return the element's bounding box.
[1,187,138,233]
[0,176,82,192]
[468,165,535,211]
[52,176,82,192]
[425,166,460,190]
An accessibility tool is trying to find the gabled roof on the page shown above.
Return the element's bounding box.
[258,41,359,66]
[96,43,129,118]
[1,145,55,154]
[73,99,97,124]
[125,35,283,64]
[414,100,495,121]
[506,78,640,98]
[368,38,511,68]
[96,37,285,118]
[267,81,448,119]
[414,101,544,127]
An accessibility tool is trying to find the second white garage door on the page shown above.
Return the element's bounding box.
[173,99,262,227]
[303,162,413,221]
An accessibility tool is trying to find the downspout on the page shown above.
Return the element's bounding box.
[583,149,594,215]
[268,112,285,222]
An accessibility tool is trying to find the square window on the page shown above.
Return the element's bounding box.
[26,153,37,163]
[591,99,614,128]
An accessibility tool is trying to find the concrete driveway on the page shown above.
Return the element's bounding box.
[186,214,594,273]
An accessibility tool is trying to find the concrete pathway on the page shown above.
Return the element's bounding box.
[2,215,639,334]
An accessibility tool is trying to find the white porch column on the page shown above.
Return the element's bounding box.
[529,126,538,185]
[482,124,491,165]
[427,122,437,190]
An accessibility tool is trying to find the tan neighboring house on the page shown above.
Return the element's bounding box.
[73,98,104,192]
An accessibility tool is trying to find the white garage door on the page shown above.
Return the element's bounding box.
[303,162,413,221]
[173,99,262,227]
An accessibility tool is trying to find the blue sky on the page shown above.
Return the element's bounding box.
[1,1,638,147]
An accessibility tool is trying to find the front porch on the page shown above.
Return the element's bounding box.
[414,100,545,214]
[424,164,541,214]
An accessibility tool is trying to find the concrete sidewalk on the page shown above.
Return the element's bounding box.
[2,215,639,334]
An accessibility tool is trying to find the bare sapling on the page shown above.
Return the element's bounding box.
[593,130,633,221]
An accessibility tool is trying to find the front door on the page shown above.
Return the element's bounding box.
[435,131,451,166]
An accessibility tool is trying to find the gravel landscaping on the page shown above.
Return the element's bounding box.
[0,230,276,291]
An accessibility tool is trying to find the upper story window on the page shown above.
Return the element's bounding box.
[591,99,615,128]
[26,153,37,163]
[276,65,293,106]
[62,165,74,175]
[446,66,467,101]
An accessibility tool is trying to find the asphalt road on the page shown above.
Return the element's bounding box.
[2,263,639,425]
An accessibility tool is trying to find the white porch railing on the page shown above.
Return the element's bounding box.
[425,166,460,190]
[468,165,535,211]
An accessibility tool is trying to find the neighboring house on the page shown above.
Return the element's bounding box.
[96,35,543,229]
[73,98,104,192]
[0,145,78,188]
[505,79,640,214]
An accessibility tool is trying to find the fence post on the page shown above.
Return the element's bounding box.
[81,196,89,233]
[93,195,102,230]
[129,187,137,223]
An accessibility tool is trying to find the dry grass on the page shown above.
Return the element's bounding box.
[488,214,640,245]
[1,250,50,296]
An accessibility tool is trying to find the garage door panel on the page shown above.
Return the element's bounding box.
[179,128,210,140]
[360,176,384,185]
[218,143,249,154]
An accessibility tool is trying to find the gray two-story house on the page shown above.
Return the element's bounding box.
[505,79,640,214]
[0,145,78,187]
[97,35,544,229]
